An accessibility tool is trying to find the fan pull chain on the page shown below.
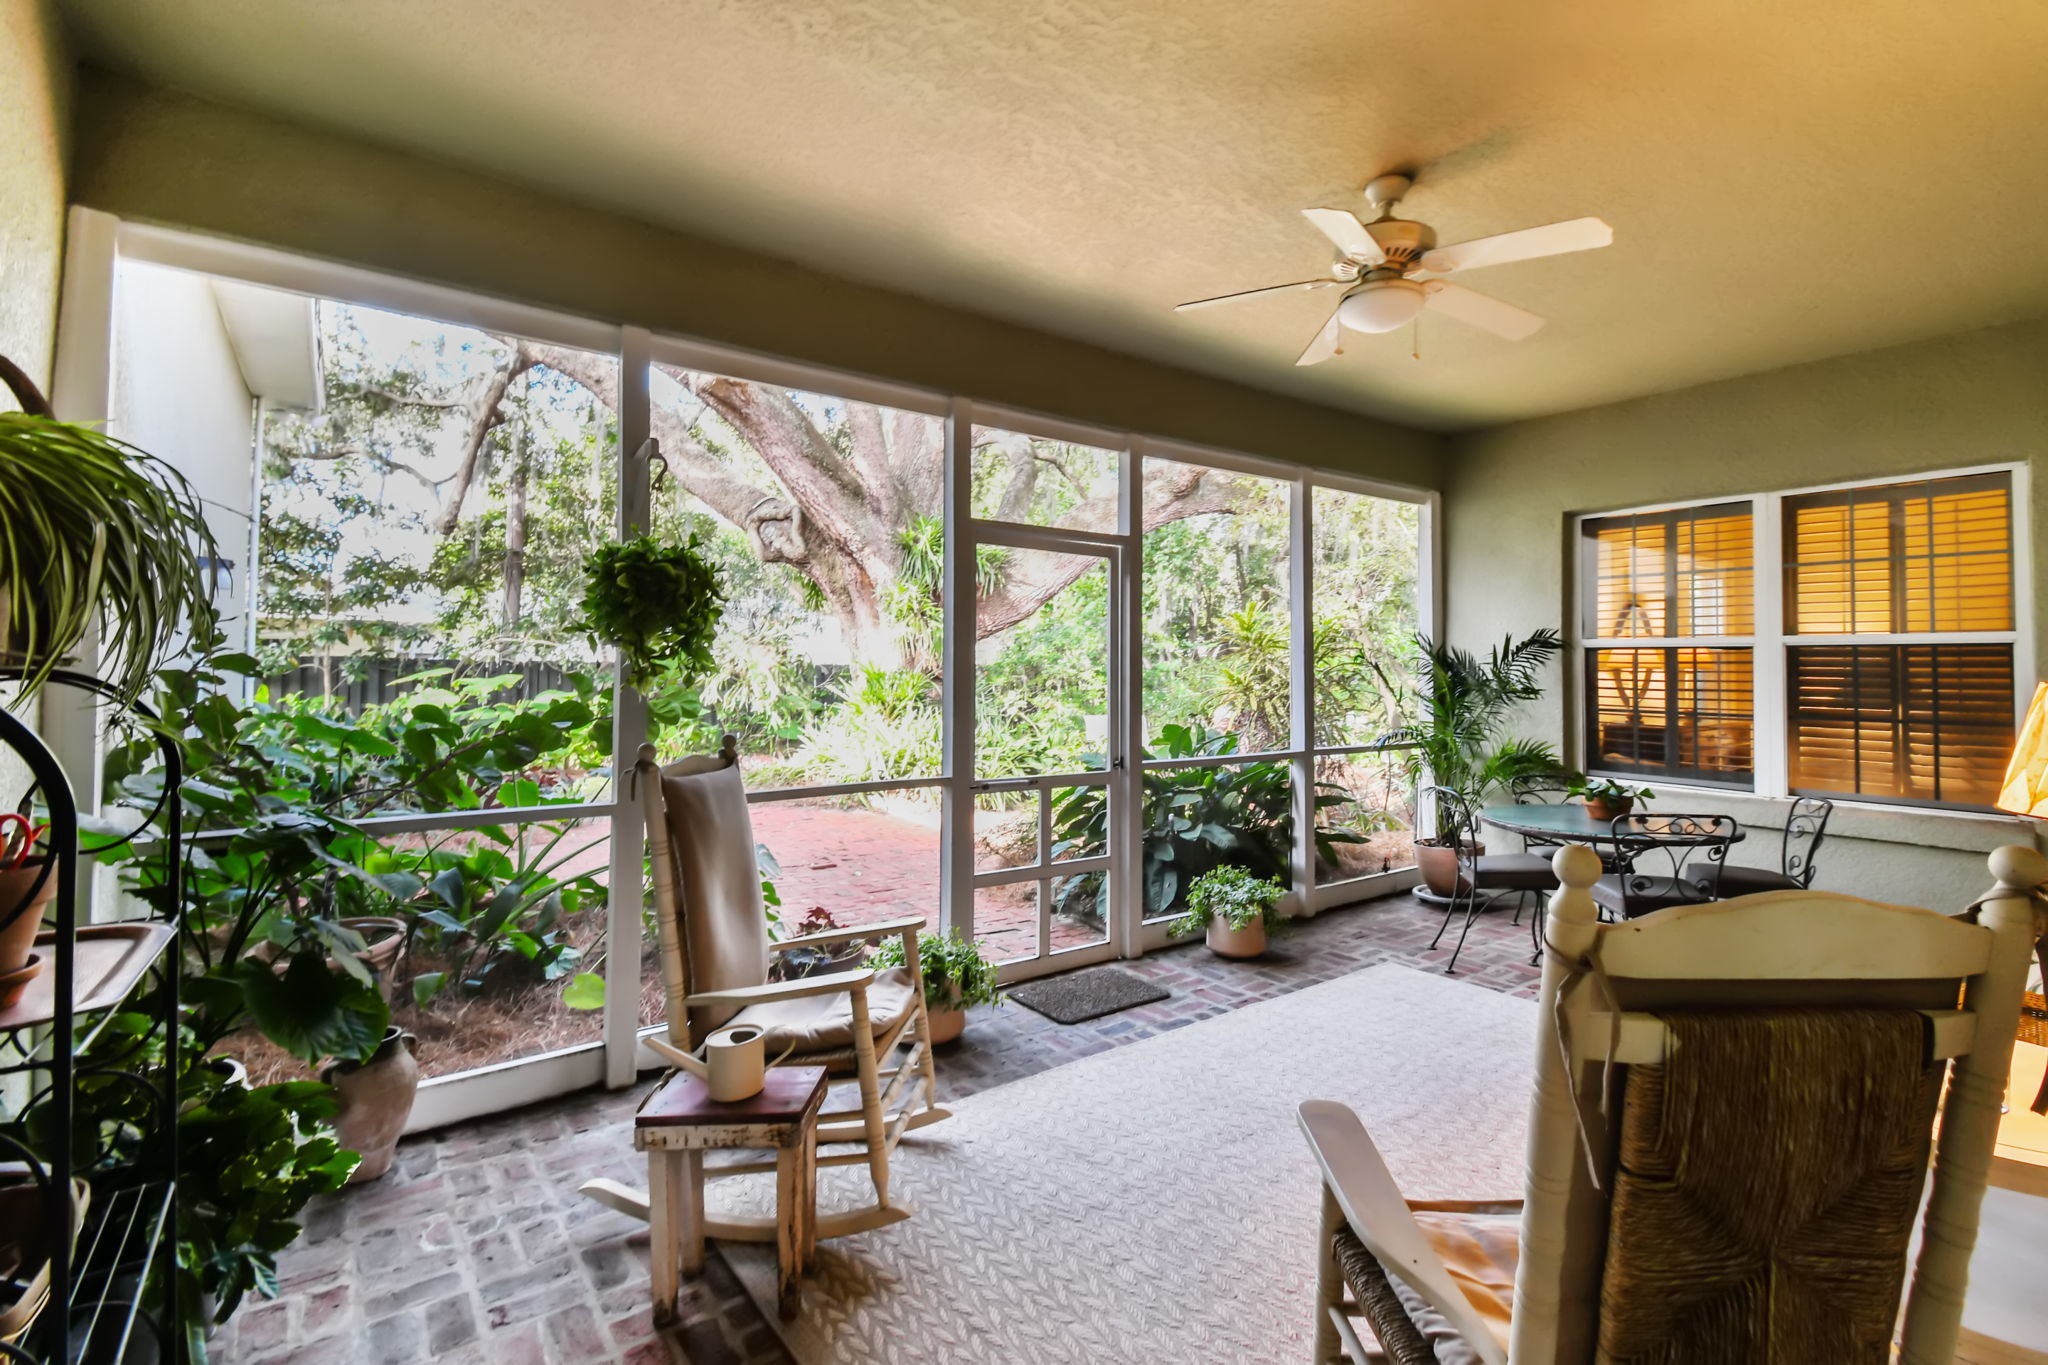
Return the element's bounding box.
[1411,316,1422,361]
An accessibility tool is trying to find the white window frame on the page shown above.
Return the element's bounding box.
[1571,461,2033,812]
[58,207,1439,1125]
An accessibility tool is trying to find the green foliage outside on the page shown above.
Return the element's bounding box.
[1049,724,1365,924]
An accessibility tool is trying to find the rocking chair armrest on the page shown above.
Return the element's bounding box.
[1297,1100,1509,1365]
[769,915,927,952]
[683,967,875,1008]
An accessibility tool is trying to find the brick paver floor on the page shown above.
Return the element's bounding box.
[218,892,1539,1364]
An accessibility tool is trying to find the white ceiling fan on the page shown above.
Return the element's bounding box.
[1175,173,1613,365]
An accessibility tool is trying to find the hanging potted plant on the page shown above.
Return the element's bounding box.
[1381,631,1564,898]
[578,532,724,686]
[0,356,222,703]
[1172,864,1288,959]
[869,928,1001,1044]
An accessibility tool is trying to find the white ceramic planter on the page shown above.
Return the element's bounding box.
[1206,917,1267,959]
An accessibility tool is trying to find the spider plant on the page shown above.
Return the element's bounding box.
[0,398,220,702]
[1380,630,1565,835]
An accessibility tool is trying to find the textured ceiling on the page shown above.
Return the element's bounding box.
[57,0,2048,431]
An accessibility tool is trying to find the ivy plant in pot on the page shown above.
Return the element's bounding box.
[579,532,725,687]
[1381,631,1565,899]
[1172,864,1288,959]
[869,928,1000,1044]
[1567,774,1655,822]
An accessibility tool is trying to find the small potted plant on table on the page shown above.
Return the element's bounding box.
[869,928,1000,1044]
[1173,865,1288,959]
[1567,774,1655,822]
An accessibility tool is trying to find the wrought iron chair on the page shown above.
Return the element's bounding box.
[1299,844,2046,1365]
[1688,795,1833,894]
[1591,812,1738,920]
[1420,785,1558,972]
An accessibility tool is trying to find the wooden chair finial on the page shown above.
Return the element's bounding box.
[1987,843,2048,896]
[1551,842,1603,891]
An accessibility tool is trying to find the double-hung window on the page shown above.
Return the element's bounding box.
[1577,467,2025,810]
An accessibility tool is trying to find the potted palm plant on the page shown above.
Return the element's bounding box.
[0,356,222,703]
[1382,631,1565,898]
[869,928,1000,1043]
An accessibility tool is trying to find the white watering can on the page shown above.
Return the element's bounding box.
[647,1024,796,1102]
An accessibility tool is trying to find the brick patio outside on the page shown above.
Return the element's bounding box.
[215,892,1540,1365]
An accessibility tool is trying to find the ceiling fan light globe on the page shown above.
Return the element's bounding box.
[1337,280,1427,334]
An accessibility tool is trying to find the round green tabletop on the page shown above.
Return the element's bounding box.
[1478,803,1746,846]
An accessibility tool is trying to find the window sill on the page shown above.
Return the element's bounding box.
[1635,783,2037,854]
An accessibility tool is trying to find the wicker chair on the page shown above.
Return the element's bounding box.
[1300,843,2045,1364]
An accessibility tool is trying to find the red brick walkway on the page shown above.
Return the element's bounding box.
[217,893,1540,1365]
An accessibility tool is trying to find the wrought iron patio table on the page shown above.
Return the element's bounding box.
[1478,803,1747,849]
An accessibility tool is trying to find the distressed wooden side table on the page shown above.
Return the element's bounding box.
[634,1063,829,1321]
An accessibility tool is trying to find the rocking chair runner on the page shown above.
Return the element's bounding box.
[1300,842,2045,1364]
[582,738,952,1242]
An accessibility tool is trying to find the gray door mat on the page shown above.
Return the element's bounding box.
[1006,966,1170,1025]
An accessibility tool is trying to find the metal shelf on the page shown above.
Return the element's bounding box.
[65,1182,173,1364]
[0,926,176,1035]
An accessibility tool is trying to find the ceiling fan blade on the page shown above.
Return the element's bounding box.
[1420,216,1612,274]
[1422,280,1545,340]
[1301,208,1387,265]
[1174,279,1338,312]
[1295,310,1344,366]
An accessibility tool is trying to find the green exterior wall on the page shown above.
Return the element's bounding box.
[0,0,71,394]
[1444,317,2048,907]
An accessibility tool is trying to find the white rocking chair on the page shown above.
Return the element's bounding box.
[582,738,951,1242]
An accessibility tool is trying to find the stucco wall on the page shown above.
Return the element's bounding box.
[110,260,256,643]
[0,0,71,395]
[1444,318,2048,910]
[66,71,1447,491]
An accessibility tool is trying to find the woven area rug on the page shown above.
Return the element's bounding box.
[719,963,1535,1364]
[1006,965,1171,1024]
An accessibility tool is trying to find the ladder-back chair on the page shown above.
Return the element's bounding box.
[583,739,951,1242]
[1300,842,2044,1363]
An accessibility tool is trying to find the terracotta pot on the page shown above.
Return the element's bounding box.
[926,1009,966,1045]
[324,1028,420,1183]
[1582,795,1633,822]
[1414,839,1485,897]
[0,952,40,1011]
[1206,916,1267,959]
[0,857,56,975]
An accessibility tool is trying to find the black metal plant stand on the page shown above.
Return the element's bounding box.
[0,670,183,1363]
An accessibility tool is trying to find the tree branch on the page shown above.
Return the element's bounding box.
[433,347,533,534]
[975,467,1248,635]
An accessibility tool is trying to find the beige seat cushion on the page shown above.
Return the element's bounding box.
[1383,1203,1521,1362]
[728,965,921,1053]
